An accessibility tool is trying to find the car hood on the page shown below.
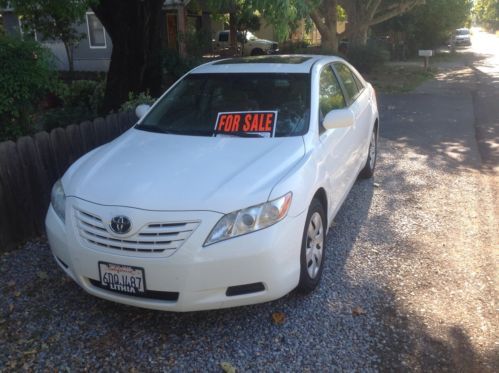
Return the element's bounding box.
[63,129,305,213]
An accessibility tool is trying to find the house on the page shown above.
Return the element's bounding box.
[1,6,112,71]
[1,0,193,71]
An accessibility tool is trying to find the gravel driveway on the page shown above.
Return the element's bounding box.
[1,57,497,371]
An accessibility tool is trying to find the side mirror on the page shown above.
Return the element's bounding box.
[135,104,151,120]
[322,108,354,129]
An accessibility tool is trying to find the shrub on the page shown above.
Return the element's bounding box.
[41,106,94,132]
[0,35,57,141]
[161,48,202,82]
[346,44,390,73]
[120,92,155,112]
[40,79,105,131]
[280,40,312,54]
[60,80,105,114]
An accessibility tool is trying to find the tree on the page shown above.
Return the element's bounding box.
[4,0,89,72]
[256,0,423,51]
[237,12,261,55]
[91,0,164,112]
[338,0,425,45]
[474,0,499,31]
[375,0,472,53]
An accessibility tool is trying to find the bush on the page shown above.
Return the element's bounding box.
[60,80,105,114]
[0,35,57,141]
[41,106,94,132]
[346,44,390,73]
[40,79,105,131]
[120,92,155,112]
[161,48,202,82]
[280,40,312,54]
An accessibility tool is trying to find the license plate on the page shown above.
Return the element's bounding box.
[98,262,145,295]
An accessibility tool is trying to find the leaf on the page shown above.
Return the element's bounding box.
[352,306,366,316]
[37,271,48,280]
[272,311,286,325]
[220,361,236,373]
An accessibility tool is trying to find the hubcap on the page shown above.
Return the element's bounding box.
[305,212,324,279]
[369,132,376,169]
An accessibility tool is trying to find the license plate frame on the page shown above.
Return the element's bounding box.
[98,261,146,295]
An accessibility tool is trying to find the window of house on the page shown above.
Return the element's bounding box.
[219,32,229,42]
[319,65,346,116]
[86,12,106,48]
[18,17,37,41]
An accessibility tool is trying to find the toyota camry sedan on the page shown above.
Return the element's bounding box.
[46,55,379,312]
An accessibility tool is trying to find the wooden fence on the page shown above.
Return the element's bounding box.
[0,111,137,251]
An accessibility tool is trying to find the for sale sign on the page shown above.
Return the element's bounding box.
[215,111,278,137]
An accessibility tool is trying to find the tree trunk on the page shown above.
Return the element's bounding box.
[309,0,339,53]
[229,12,238,56]
[349,26,369,46]
[339,0,424,46]
[92,0,164,112]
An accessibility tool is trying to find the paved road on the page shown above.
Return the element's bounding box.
[375,29,498,370]
[0,34,497,371]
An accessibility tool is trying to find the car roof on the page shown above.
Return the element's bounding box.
[191,55,343,74]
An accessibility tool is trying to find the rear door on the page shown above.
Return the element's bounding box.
[317,64,357,213]
[333,62,372,172]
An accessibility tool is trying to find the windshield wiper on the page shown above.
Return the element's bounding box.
[135,124,168,134]
[217,132,265,138]
[135,125,214,136]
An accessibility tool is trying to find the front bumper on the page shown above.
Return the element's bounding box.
[46,197,306,312]
[454,38,471,45]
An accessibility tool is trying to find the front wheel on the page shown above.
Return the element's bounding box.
[359,128,377,179]
[297,199,326,293]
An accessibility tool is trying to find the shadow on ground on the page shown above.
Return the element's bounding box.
[1,154,495,370]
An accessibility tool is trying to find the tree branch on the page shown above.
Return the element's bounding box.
[308,5,330,38]
[370,0,424,26]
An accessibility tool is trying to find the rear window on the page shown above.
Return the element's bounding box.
[138,73,310,137]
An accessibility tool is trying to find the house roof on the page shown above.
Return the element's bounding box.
[193,55,343,74]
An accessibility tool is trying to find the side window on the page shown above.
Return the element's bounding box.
[219,32,229,42]
[352,73,364,91]
[319,66,346,116]
[334,63,360,101]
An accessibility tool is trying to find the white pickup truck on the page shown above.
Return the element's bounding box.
[213,30,279,56]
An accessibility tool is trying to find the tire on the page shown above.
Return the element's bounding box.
[359,127,378,179]
[251,48,264,56]
[297,198,327,293]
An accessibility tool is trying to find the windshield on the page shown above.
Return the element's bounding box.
[137,73,310,137]
[456,29,469,35]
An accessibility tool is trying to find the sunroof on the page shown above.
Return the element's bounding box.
[213,56,313,65]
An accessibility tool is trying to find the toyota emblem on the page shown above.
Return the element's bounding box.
[110,216,131,234]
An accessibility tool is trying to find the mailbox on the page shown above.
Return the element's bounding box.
[418,50,433,57]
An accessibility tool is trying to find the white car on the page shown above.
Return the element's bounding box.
[452,28,471,46]
[46,55,379,312]
[213,30,279,56]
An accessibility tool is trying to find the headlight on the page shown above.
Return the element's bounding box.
[51,179,66,222]
[204,192,292,246]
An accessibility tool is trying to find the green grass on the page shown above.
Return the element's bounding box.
[366,65,435,93]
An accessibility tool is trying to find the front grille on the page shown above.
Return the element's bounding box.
[74,208,199,256]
